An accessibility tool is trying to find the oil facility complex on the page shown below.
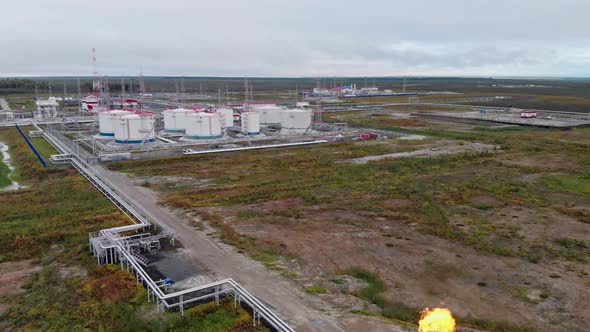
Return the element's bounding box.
[3,72,590,332]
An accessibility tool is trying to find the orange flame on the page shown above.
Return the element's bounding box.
[418,308,456,332]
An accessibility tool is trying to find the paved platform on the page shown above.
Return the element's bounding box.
[417,110,590,128]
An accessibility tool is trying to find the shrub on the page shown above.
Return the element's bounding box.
[305,285,328,294]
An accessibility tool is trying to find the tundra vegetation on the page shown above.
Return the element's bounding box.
[108,112,590,331]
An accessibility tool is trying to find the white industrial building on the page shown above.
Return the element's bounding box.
[312,87,341,96]
[114,113,156,144]
[35,97,59,118]
[112,98,139,109]
[359,87,379,95]
[295,101,310,108]
[185,112,222,139]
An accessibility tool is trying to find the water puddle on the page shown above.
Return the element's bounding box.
[146,249,212,290]
[0,141,21,191]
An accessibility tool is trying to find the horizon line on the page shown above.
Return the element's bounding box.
[1,75,589,80]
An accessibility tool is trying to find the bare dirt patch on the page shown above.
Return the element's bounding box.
[57,263,88,279]
[338,313,415,332]
[552,203,590,224]
[132,176,213,191]
[497,153,576,171]
[217,200,590,331]
[467,191,502,208]
[380,199,414,210]
[347,142,498,164]
[0,260,41,314]
[488,207,589,243]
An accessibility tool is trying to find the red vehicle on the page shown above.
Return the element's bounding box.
[520,111,537,119]
[360,133,378,140]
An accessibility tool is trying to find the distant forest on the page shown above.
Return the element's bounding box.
[1,77,589,112]
[0,78,37,90]
[0,78,137,96]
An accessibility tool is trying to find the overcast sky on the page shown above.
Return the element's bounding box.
[1,0,589,77]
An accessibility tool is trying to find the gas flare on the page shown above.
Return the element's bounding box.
[418,308,456,332]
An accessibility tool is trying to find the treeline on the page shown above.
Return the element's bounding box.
[0,78,37,89]
[0,79,140,96]
[0,79,52,95]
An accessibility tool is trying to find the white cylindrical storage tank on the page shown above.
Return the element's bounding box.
[280,109,313,134]
[98,109,132,137]
[241,112,260,135]
[185,112,222,139]
[163,108,195,133]
[215,108,234,128]
[250,104,282,125]
[114,113,156,144]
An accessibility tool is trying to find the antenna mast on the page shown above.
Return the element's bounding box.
[225,82,229,104]
[175,80,180,104]
[315,93,322,124]
[77,78,81,110]
[104,78,110,109]
[139,66,145,113]
[92,48,100,92]
[244,77,249,110]
[180,77,185,107]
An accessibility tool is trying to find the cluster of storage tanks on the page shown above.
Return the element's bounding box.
[249,104,313,135]
[97,104,313,144]
[97,109,156,144]
[163,107,253,138]
[163,108,229,139]
[162,104,311,139]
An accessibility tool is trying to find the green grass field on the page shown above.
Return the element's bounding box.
[0,158,11,188]
[542,173,590,196]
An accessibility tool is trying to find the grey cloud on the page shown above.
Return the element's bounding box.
[0,0,589,77]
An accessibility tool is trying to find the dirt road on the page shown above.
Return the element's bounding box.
[0,99,10,112]
[348,142,497,164]
[95,166,347,331]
